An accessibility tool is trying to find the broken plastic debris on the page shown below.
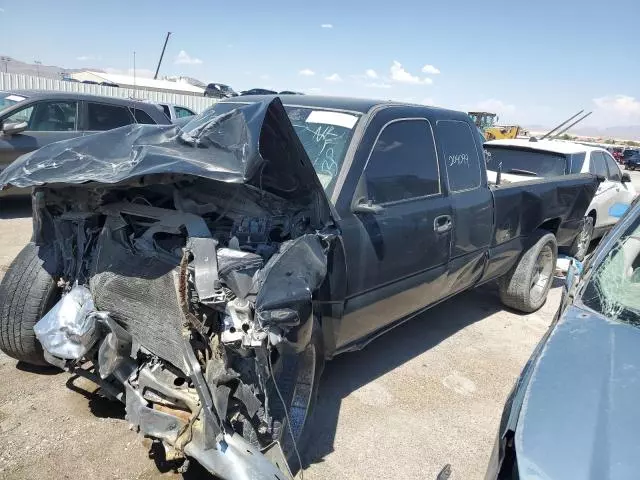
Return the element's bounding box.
[33,285,99,359]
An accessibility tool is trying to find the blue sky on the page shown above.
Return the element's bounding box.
[1,0,639,127]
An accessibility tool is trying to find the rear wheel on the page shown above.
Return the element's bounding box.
[0,243,60,365]
[499,231,558,313]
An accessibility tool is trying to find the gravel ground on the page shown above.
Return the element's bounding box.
[1,169,639,480]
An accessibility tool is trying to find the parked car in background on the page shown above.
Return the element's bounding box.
[157,103,196,122]
[240,88,278,95]
[99,82,119,88]
[203,83,237,98]
[486,198,640,480]
[0,91,171,195]
[623,149,640,170]
[484,139,637,259]
[279,90,304,95]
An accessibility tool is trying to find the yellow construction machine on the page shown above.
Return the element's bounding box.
[468,111,523,140]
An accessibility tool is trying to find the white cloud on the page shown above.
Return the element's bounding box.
[365,69,378,79]
[325,73,342,82]
[421,64,440,75]
[259,74,270,80]
[0,8,5,12]
[389,61,432,85]
[307,87,322,94]
[174,50,203,65]
[321,24,333,28]
[471,98,516,114]
[365,82,392,89]
[299,68,315,76]
[593,95,640,119]
[76,55,94,61]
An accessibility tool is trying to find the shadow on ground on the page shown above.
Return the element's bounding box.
[0,196,32,219]
[65,374,126,419]
[303,282,522,468]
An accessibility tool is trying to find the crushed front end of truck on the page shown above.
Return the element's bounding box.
[0,99,336,479]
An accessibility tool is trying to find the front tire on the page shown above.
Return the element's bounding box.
[0,243,60,365]
[268,319,324,474]
[499,231,558,313]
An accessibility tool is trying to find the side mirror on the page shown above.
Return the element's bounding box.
[2,121,28,136]
[352,198,385,215]
[622,172,631,183]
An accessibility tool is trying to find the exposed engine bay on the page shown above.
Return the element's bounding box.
[31,175,331,479]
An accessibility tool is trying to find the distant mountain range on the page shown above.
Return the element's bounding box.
[526,124,640,141]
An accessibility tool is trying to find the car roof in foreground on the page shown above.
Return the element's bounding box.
[220,94,455,116]
[485,138,602,155]
[4,90,157,108]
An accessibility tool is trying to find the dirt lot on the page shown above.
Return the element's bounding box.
[1,169,638,480]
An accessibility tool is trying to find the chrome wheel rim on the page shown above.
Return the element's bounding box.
[530,244,554,303]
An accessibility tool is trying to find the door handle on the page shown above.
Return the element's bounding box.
[434,215,453,233]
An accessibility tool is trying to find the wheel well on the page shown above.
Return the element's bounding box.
[537,217,561,235]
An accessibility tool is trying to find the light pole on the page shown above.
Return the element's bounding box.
[0,56,10,74]
[34,60,42,77]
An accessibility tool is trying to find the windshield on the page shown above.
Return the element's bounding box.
[581,213,640,326]
[0,92,27,112]
[181,102,360,196]
[484,146,567,177]
[623,149,639,158]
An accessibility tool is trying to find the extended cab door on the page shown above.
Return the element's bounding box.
[335,107,452,348]
[434,119,493,294]
[0,99,80,170]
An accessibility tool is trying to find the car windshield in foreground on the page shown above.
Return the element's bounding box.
[181,102,361,196]
[484,146,568,177]
[581,213,640,326]
[0,92,28,111]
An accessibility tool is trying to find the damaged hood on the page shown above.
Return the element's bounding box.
[515,305,640,479]
[0,98,333,222]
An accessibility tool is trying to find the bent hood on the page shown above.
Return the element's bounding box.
[0,98,333,223]
[515,304,640,479]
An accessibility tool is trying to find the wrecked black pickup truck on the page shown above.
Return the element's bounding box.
[0,95,598,479]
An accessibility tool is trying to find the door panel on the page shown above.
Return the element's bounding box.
[338,196,452,346]
[590,151,618,229]
[604,152,636,225]
[335,109,452,348]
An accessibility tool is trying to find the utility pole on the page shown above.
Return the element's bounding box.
[154,32,172,80]
[34,60,42,77]
[133,51,137,92]
[0,56,10,74]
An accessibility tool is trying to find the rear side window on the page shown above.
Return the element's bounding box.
[569,152,586,173]
[589,152,608,177]
[604,153,622,182]
[87,102,133,131]
[131,108,156,125]
[436,120,482,192]
[175,106,195,118]
[364,119,440,204]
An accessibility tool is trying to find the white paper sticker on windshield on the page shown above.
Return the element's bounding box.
[306,110,358,129]
[6,95,26,102]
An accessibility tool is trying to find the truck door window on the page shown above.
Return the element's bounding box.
[604,153,622,182]
[589,152,608,177]
[436,120,482,192]
[363,119,440,204]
